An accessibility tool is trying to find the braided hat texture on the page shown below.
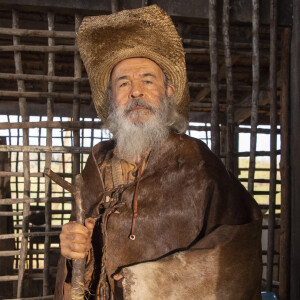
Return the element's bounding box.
[77,5,190,122]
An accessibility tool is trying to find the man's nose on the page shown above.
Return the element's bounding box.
[130,83,144,98]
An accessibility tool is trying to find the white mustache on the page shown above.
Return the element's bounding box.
[125,98,157,114]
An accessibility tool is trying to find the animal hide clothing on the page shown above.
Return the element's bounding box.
[54,133,262,300]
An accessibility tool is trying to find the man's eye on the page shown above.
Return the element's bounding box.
[144,80,152,84]
[120,82,128,87]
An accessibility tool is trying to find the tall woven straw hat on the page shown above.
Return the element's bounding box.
[77,4,190,122]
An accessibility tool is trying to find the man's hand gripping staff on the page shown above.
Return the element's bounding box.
[44,168,95,300]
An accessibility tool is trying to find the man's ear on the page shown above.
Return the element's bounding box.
[166,84,175,97]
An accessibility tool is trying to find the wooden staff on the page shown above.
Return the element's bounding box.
[44,168,86,299]
[73,15,82,181]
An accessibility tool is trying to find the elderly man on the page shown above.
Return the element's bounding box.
[55,5,262,300]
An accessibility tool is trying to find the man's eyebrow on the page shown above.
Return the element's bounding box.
[116,75,129,82]
[141,73,156,78]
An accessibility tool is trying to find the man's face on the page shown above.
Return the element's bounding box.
[111,58,174,123]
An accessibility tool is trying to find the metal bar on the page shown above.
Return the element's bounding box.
[266,0,278,291]
[279,27,291,300]
[248,0,260,195]
[209,0,220,155]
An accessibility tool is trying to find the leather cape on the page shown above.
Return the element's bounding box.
[54,133,262,300]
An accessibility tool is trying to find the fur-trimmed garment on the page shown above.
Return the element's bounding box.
[54,133,262,300]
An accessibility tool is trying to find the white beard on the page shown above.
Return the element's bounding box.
[105,97,170,162]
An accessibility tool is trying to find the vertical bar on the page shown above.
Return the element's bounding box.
[111,0,119,13]
[37,116,41,200]
[290,0,300,298]
[12,9,31,298]
[209,0,220,156]
[266,0,278,291]
[73,15,82,181]
[222,0,234,172]
[61,121,66,225]
[233,129,239,178]
[279,27,291,300]
[43,12,55,296]
[248,0,260,195]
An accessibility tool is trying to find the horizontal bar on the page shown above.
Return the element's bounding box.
[0,275,19,282]
[0,45,76,52]
[239,168,280,171]
[0,250,20,256]
[0,72,88,83]
[236,127,281,134]
[0,27,75,38]
[183,38,272,50]
[2,296,54,300]
[260,204,281,210]
[188,82,252,91]
[0,249,60,256]
[0,171,44,177]
[0,171,74,178]
[0,211,22,216]
[185,47,269,58]
[0,44,268,59]
[0,231,60,240]
[0,90,91,100]
[0,197,73,205]
[239,178,281,184]
[0,120,102,130]
[0,145,91,153]
[237,150,281,157]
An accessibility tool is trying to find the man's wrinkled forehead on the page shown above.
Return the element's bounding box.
[110,57,165,82]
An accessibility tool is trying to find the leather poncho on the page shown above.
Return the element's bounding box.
[54,133,262,300]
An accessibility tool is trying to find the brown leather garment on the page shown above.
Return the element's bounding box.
[54,133,262,300]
